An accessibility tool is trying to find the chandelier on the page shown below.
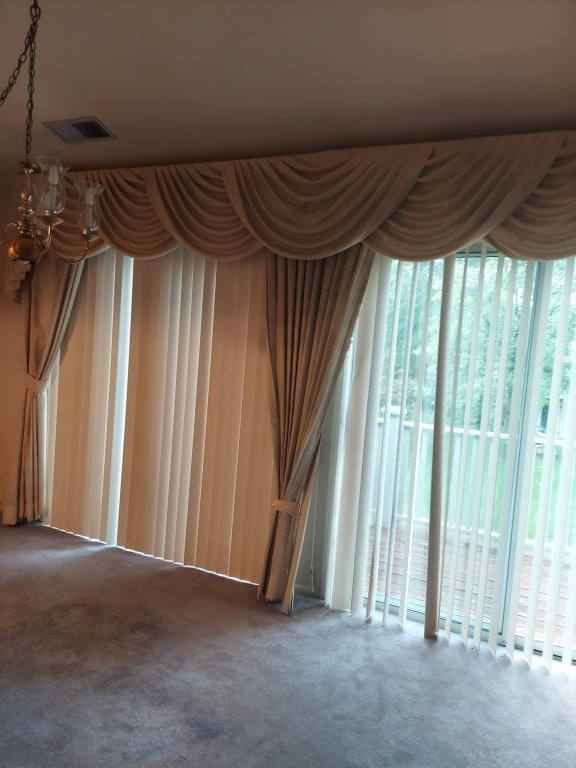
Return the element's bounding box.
[0,1,104,264]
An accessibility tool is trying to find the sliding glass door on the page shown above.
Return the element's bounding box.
[326,245,576,668]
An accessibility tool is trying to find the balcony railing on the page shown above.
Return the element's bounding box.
[368,415,576,655]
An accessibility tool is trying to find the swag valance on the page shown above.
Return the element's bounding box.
[42,129,576,265]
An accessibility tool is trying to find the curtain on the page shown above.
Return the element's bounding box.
[3,252,84,524]
[1,130,569,270]
[5,128,576,613]
[260,245,373,609]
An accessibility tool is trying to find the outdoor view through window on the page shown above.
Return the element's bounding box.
[332,245,576,665]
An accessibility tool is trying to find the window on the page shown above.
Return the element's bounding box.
[326,244,576,669]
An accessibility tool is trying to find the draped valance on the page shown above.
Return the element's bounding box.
[49,129,576,264]
[5,129,576,300]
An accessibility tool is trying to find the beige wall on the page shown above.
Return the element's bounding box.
[0,256,25,516]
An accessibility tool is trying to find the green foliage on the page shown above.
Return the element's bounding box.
[375,252,576,547]
[380,255,576,435]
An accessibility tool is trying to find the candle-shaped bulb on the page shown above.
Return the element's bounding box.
[75,180,104,236]
[47,165,60,212]
[35,157,67,217]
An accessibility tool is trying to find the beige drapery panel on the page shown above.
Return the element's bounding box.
[5,129,576,617]
[3,253,84,525]
[260,245,373,610]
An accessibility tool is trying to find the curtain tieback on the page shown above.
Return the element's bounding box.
[22,372,49,394]
[272,499,300,516]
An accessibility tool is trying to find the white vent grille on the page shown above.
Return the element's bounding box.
[43,116,117,144]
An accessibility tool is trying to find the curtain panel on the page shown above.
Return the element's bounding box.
[2,253,84,525]
[260,245,373,610]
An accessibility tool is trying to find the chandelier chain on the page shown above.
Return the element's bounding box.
[25,26,37,161]
[0,2,41,160]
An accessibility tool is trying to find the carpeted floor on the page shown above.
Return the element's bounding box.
[1,523,575,768]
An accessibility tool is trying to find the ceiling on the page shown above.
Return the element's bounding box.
[0,0,575,232]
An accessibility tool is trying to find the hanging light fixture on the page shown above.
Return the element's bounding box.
[0,1,103,264]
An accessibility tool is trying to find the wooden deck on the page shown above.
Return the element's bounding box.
[369,522,575,653]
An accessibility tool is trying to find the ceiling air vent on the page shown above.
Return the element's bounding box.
[43,116,117,144]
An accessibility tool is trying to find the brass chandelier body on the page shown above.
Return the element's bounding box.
[0,1,103,264]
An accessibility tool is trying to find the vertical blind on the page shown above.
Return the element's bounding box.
[47,247,275,584]
[327,246,576,669]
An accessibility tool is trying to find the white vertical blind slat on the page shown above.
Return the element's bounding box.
[541,259,575,665]
[460,250,495,639]
[364,261,392,620]
[45,350,60,524]
[445,252,485,640]
[442,255,470,637]
[119,256,174,556]
[398,262,434,628]
[327,258,381,611]
[554,290,576,669]
[206,264,242,570]
[474,257,516,648]
[468,248,503,646]
[352,259,391,616]
[103,254,133,546]
[164,253,194,563]
[546,371,576,667]
[229,256,275,582]
[505,264,552,659]
[378,262,407,621]
[488,261,535,652]
[425,253,455,638]
[196,260,247,573]
[381,265,418,623]
[83,251,118,541]
[323,347,354,607]
[523,261,565,662]
[156,254,184,558]
[524,300,558,657]
[183,259,216,566]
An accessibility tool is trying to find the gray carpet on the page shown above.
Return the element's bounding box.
[1,523,575,768]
